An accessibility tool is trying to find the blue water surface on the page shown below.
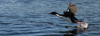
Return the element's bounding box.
[0,0,100,36]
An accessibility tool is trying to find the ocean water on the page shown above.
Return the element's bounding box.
[0,0,100,36]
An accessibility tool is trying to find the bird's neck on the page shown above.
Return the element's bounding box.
[56,14,62,17]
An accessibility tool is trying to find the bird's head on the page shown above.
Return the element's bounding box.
[49,12,58,15]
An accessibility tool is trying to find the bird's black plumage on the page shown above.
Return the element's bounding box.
[49,3,78,23]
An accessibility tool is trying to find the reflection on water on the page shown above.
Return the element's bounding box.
[60,26,88,36]
[60,29,77,36]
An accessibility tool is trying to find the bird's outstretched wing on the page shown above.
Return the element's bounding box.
[67,2,77,15]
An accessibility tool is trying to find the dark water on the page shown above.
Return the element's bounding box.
[0,0,100,36]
